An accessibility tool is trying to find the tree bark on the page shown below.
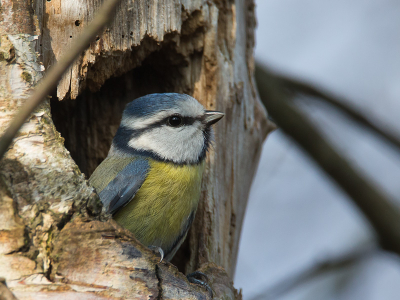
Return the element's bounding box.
[0,0,272,298]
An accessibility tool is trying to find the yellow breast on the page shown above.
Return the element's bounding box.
[113,159,205,251]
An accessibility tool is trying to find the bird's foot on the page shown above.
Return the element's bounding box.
[148,245,164,262]
[187,271,213,297]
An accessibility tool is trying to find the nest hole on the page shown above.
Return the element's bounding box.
[51,47,202,178]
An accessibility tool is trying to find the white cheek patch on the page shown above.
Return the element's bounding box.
[128,122,205,163]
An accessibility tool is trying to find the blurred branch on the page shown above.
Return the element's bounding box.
[249,247,374,300]
[0,278,18,300]
[263,66,400,150]
[255,63,400,255]
[0,0,123,159]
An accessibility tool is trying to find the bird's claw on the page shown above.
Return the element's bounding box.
[148,245,164,262]
[187,271,213,297]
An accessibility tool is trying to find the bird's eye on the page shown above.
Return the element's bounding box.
[167,115,183,127]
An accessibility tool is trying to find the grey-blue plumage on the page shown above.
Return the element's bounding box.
[98,157,149,215]
[123,93,197,118]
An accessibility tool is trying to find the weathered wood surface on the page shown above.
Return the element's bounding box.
[0,0,271,298]
[36,0,208,100]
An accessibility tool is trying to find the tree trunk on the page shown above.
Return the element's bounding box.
[0,0,272,298]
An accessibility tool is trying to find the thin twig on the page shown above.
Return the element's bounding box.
[249,247,375,300]
[255,64,400,256]
[261,65,400,151]
[0,0,123,159]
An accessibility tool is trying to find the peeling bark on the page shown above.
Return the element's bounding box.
[0,0,271,298]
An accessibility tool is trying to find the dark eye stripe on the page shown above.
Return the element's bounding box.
[117,116,199,141]
[181,116,196,125]
[163,115,196,126]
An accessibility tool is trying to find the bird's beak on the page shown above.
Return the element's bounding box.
[204,110,225,126]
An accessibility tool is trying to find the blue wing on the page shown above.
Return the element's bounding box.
[99,158,150,215]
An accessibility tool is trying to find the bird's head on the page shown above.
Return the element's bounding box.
[110,93,224,164]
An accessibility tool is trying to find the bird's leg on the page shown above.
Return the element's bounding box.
[148,245,164,262]
[187,271,213,297]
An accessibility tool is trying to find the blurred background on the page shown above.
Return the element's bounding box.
[234,0,400,299]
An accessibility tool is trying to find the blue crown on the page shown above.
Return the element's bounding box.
[123,93,195,118]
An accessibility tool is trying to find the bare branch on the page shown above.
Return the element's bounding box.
[249,247,375,300]
[0,0,123,159]
[255,63,400,255]
[261,65,400,150]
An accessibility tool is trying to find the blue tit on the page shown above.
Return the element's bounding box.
[89,93,224,261]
